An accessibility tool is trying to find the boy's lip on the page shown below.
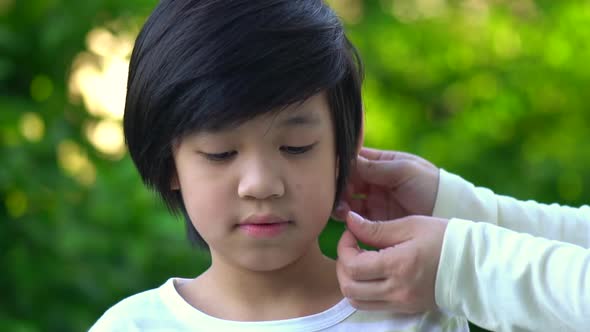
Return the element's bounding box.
[240,214,290,225]
[238,214,291,238]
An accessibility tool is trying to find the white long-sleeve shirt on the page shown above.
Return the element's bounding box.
[432,169,590,332]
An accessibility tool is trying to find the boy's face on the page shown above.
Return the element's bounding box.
[172,92,337,271]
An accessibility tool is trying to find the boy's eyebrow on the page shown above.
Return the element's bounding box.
[278,112,321,128]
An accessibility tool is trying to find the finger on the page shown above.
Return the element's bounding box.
[340,278,392,302]
[337,248,388,281]
[355,155,405,188]
[345,160,369,195]
[336,229,362,260]
[347,196,367,219]
[346,212,413,248]
[365,185,394,221]
[359,147,395,161]
[360,147,421,164]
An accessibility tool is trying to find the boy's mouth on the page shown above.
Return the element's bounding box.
[238,214,292,238]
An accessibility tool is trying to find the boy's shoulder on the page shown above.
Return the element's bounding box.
[89,278,181,332]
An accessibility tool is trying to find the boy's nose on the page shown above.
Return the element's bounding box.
[237,157,285,200]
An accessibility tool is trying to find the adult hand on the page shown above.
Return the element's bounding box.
[332,147,439,222]
[337,211,449,313]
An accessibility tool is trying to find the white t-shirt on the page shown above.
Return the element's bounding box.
[90,278,469,331]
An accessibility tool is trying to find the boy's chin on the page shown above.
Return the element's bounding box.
[229,249,318,274]
[236,253,302,272]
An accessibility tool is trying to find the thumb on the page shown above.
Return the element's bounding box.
[346,211,411,249]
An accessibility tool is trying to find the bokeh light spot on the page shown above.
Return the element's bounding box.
[19,112,45,142]
[84,120,126,159]
[57,140,96,186]
[68,27,131,121]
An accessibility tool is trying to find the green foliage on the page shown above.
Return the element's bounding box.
[1,1,589,331]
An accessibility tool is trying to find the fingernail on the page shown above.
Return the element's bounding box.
[349,211,364,223]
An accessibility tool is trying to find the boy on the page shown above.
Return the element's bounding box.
[91,0,469,330]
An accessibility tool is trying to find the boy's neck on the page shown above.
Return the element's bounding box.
[178,243,343,321]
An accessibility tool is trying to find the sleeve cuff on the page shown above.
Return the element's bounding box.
[434,218,470,313]
[432,169,499,224]
[432,169,466,219]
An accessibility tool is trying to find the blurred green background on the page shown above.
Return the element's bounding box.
[1,0,589,331]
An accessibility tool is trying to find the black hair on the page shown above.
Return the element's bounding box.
[124,0,363,247]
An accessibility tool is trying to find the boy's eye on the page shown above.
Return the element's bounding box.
[201,151,237,161]
[281,144,316,155]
